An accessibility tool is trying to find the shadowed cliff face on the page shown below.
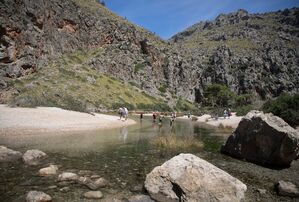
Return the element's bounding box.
[0,0,298,110]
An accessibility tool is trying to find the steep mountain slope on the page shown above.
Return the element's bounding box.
[171,8,299,100]
[0,0,198,111]
[1,0,298,112]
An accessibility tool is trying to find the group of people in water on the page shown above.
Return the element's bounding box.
[139,111,178,126]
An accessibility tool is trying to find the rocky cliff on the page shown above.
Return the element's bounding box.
[0,0,298,111]
[171,8,299,100]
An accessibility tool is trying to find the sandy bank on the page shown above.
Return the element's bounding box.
[0,105,136,135]
[177,113,243,128]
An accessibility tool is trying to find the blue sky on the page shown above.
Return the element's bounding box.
[104,0,299,39]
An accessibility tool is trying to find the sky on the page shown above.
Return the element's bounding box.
[104,0,299,39]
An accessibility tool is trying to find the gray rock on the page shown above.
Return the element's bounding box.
[257,189,266,195]
[83,191,103,199]
[277,181,299,197]
[221,110,299,167]
[59,187,71,193]
[39,165,58,176]
[77,176,99,190]
[145,153,247,202]
[94,177,108,188]
[22,149,47,165]
[0,146,22,162]
[26,191,52,202]
[128,194,154,202]
[58,172,79,181]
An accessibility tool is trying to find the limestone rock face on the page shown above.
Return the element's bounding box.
[39,165,58,176]
[277,181,299,197]
[221,110,299,167]
[144,153,247,202]
[0,146,22,162]
[26,191,52,202]
[22,150,47,165]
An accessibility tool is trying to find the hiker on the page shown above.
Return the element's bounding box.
[224,109,228,119]
[123,107,129,121]
[153,112,157,122]
[118,108,123,120]
[170,116,175,126]
[158,115,163,125]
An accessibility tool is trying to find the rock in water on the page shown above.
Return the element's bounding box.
[221,110,299,167]
[0,146,22,162]
[144,153,247,202]
[22,150,47,165]
[83,191,103,199]
[26,191,52,202]
[58,172,79,181]
[277,181,299,197]
[39,165,58,176]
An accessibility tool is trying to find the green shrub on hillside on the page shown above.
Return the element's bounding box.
[262,93,299,126]
[203,84,235,107]
[158,84,167,93]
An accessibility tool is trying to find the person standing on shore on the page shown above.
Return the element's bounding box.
[118,108,123,120]
[123,107,128,121]
[140,112,143,121]
[153,112,157,123]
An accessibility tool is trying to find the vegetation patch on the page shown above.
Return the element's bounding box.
[262,93,299,127]
[151,135,203,151]
[9,49,169,112]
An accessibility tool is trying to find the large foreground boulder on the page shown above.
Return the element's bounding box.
[221,110,299,167]
[0,146,22,162]
[144,153,247,202]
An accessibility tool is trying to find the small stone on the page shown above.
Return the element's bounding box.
[94,177,108,188]
[26,191,52,202]
[83,191,103,199]
[130,184,143,192]
[59,187,70,193]
[90,174,101,179]
[39,165,58,176]
[23,150,47,165]
[277,180,299,197]
[77,176,98,190]
[58,172,79,181]
[127,194,154,202]
[47,185,57,190]
[257,188,267,195]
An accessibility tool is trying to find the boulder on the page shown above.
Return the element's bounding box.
[39,165,58,176]
[83,191,103,199]
[0,146,22,162]
[221,110,299,167]
[26,191,52,202]
[277,180,299,197]
[144,153,247,202]
[58,172,79,181]
[22,150,47,165]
